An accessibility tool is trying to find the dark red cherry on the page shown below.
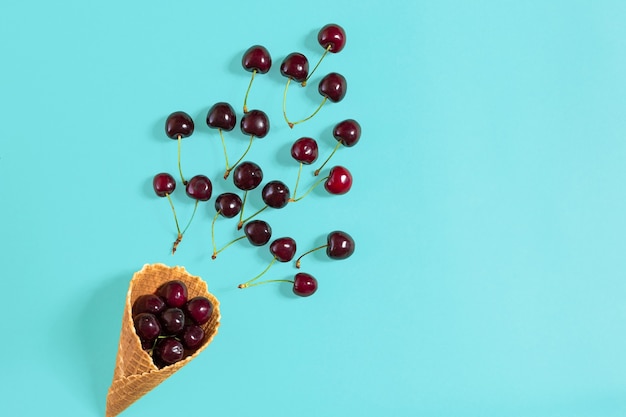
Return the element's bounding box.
[327,231,355,259]
[154,338,184,366]
[280,53,309,83]
[240,109,269,138]
[261,181,290,209]
[324,166,352,195]
[165,111,194,139]
[291,137,318,164]
[133,313,161,341]
[244,220,272,246]
[215,193,242,218]
[233,161,263,191]
[185,175,212,201]
[318,24,346,53]
[206,102,236,131]
[319,73,347,103]
[132,294,166,316]
[153,173,176,197]
[182,325,205,350]
[157,280,188,308]
[184,296,213,325]
[270,237,297,262]
[242,45,272,74]
[293,272,318,297]
[333,119,361,147]
[159,307,185,335]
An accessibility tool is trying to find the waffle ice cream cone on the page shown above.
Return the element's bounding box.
[105,263,220,417]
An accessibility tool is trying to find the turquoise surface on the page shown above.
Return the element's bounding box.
[2,1,626,416]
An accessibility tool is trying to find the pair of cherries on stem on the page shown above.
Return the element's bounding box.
[206,102,269,179]
[153,173,212,254]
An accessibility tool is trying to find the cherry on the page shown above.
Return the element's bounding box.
[314,119,361,175]
[238,237,296,289]
[159,307,185,335]
[154,337,184,367]
[153,173,187,254]
[292,272,318,297]
[324,165,353,195]
[132,294,166,316]
[241,45,272,113]
[238,180,290,226]
[280,52,309,83]
[295,230,355,268]
[182,324,205,350]
[185,175,213,201]
[133,313,161,342]
[212,219,272,259]
[206,102,240,178]
[214,192,242,218]
[157,280,188,308]
[290,137,318,200]
[184,296,213,325]
[305,24,346,85]
[165,111,194,185]
[284,72,347,128]
[233,161,263,229]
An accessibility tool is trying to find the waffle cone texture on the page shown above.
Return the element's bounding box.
[105,263,221,417]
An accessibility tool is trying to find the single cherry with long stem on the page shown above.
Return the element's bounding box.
[232,161,263,229]
[315,119,361,176]
[238,180,290,225]
[280,53,309,126]
[239,272,318,297]
[303,24,346,86]
[212,219,272,259]
[165,111,194,185]
[171,174,212,254]
[289,137,318,201]
[241,45,271,113]
[211,193,242,259]
[295,230,355,268]
[238,237,297,289]
[153,172,184,254]
[284,72,347,128]
[206,102,238,179]
[293,165,353,202]
[228,109,269,176]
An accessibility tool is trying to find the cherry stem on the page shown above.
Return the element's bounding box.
[243,69,256,113]
[166,193,183,254]
[177,135,187,185]
[288,97,328,129]
[238,204,268,226]
[289,162,303,202]
[237,190,248,230]
[181,199,199,236]
[219,128,231,178]
[212,210,247,259]
[295,244,328,268]
[238,278,294,289]
[238,257,277,288]
[172,199,198,254]
[225,135,254,179]
[213,235,247,260]
[302,45,331,86]
[292,175,329,202]
[282,78,293,128]
[314,141,341,176]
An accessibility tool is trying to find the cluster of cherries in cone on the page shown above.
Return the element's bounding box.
[152,24,358,297]
[132,280,213,367]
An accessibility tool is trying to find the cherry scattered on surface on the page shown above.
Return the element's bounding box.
[238,180,290,226]
[304,23,346,85]
[284,72,347,128]
[242,45,272,113]
[296,230,355,268]
[185,175,213,201]
[165,111,194,185]
[233,161,264,229]
[280,53,309,83]
[314,119,361,175]
[324,165,353,195]
[206,102,240,178]
[238,237,297,289]
[214,193,243,218]
[212,219,272,259]
[153,173,187,254]
[290,137,318,200]
[292,272,318,297]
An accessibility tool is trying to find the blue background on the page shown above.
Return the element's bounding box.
[2,1,626,416]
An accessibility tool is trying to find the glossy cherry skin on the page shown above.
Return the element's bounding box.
[184,296,213,325]
[185,175,213,201]
[293,273,318,297]
[215,193,242,218]
[133,313,161,341]
[132,294,166,316]
[327,231,355,259]
[270,237,297,262]
[157,280,188,308]
[165,111,194,139]
[319,73,347,103]
[333,119,361,147]
[233,161,263,191]
[242,45,272,74]
[182,325,205,349]
[262,181,290,209]
[154,338,184,366]
[324,166,352,195]
[244,220,272,246]
[291,137,318,164]
[318,24,346,53]
[159,307,185,335]
[280,53,309,82]
[240,109,269,138]
[206,102,236,131]
[153,173,176,197]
